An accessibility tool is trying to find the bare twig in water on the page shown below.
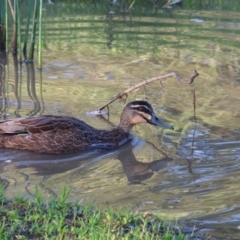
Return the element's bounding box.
[90,70,199,114]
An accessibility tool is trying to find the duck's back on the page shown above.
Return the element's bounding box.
[0,115,130,154]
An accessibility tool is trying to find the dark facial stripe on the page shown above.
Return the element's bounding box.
[126,101,153,110]
[138,113,150,123]
[130,104,152,115]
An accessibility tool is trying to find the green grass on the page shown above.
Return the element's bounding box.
[0,186,207,240]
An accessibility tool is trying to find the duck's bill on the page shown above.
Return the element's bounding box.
[149,113,174,130]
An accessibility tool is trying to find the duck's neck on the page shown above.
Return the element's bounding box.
[90,123,132,149]
[118,115,134,133]
[85,110,135,148]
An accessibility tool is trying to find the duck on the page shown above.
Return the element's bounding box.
[0,101,173,154]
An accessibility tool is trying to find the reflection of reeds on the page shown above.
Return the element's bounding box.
[0,49,8,116]
[7,58,43,117]
[0,0,44,117]
[0,0,7,116]
[26,62,41,116]
[12,54,21,117]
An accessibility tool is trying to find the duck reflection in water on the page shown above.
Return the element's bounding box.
[1,140,174,186]
[117,142,174,184]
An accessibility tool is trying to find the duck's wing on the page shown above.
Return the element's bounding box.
[0,115,78,134]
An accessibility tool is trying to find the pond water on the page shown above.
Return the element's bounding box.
[1,1,240,238]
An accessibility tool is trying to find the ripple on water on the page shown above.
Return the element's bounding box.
[2,4,240,238]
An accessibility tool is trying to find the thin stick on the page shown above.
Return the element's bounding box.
[93,70,199,114]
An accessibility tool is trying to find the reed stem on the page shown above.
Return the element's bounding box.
[28,0,38,60]
[38,0,43,69]
[16,0,22,61]
[5,0,8,51]
[11,0,17,53]
[23,0,32,59]
[0,1,4,48]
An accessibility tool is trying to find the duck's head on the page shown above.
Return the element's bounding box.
[119,100,174,131]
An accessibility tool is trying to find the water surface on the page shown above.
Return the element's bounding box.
[1,1,240,238]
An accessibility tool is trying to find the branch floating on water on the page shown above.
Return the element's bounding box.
[89,70,199,115]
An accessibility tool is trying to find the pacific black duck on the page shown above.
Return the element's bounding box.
[0,101,173,154]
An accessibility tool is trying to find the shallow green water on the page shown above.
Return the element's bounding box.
[1,1,240,238]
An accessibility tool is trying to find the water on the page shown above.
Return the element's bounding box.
[1,1,240,238]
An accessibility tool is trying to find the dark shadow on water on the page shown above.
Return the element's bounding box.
[116,142,174,184]
[0,138,174,184]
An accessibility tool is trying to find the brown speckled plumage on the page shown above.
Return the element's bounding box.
[0,101,173,154]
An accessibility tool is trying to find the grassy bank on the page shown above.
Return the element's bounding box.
[0,186,209,240]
